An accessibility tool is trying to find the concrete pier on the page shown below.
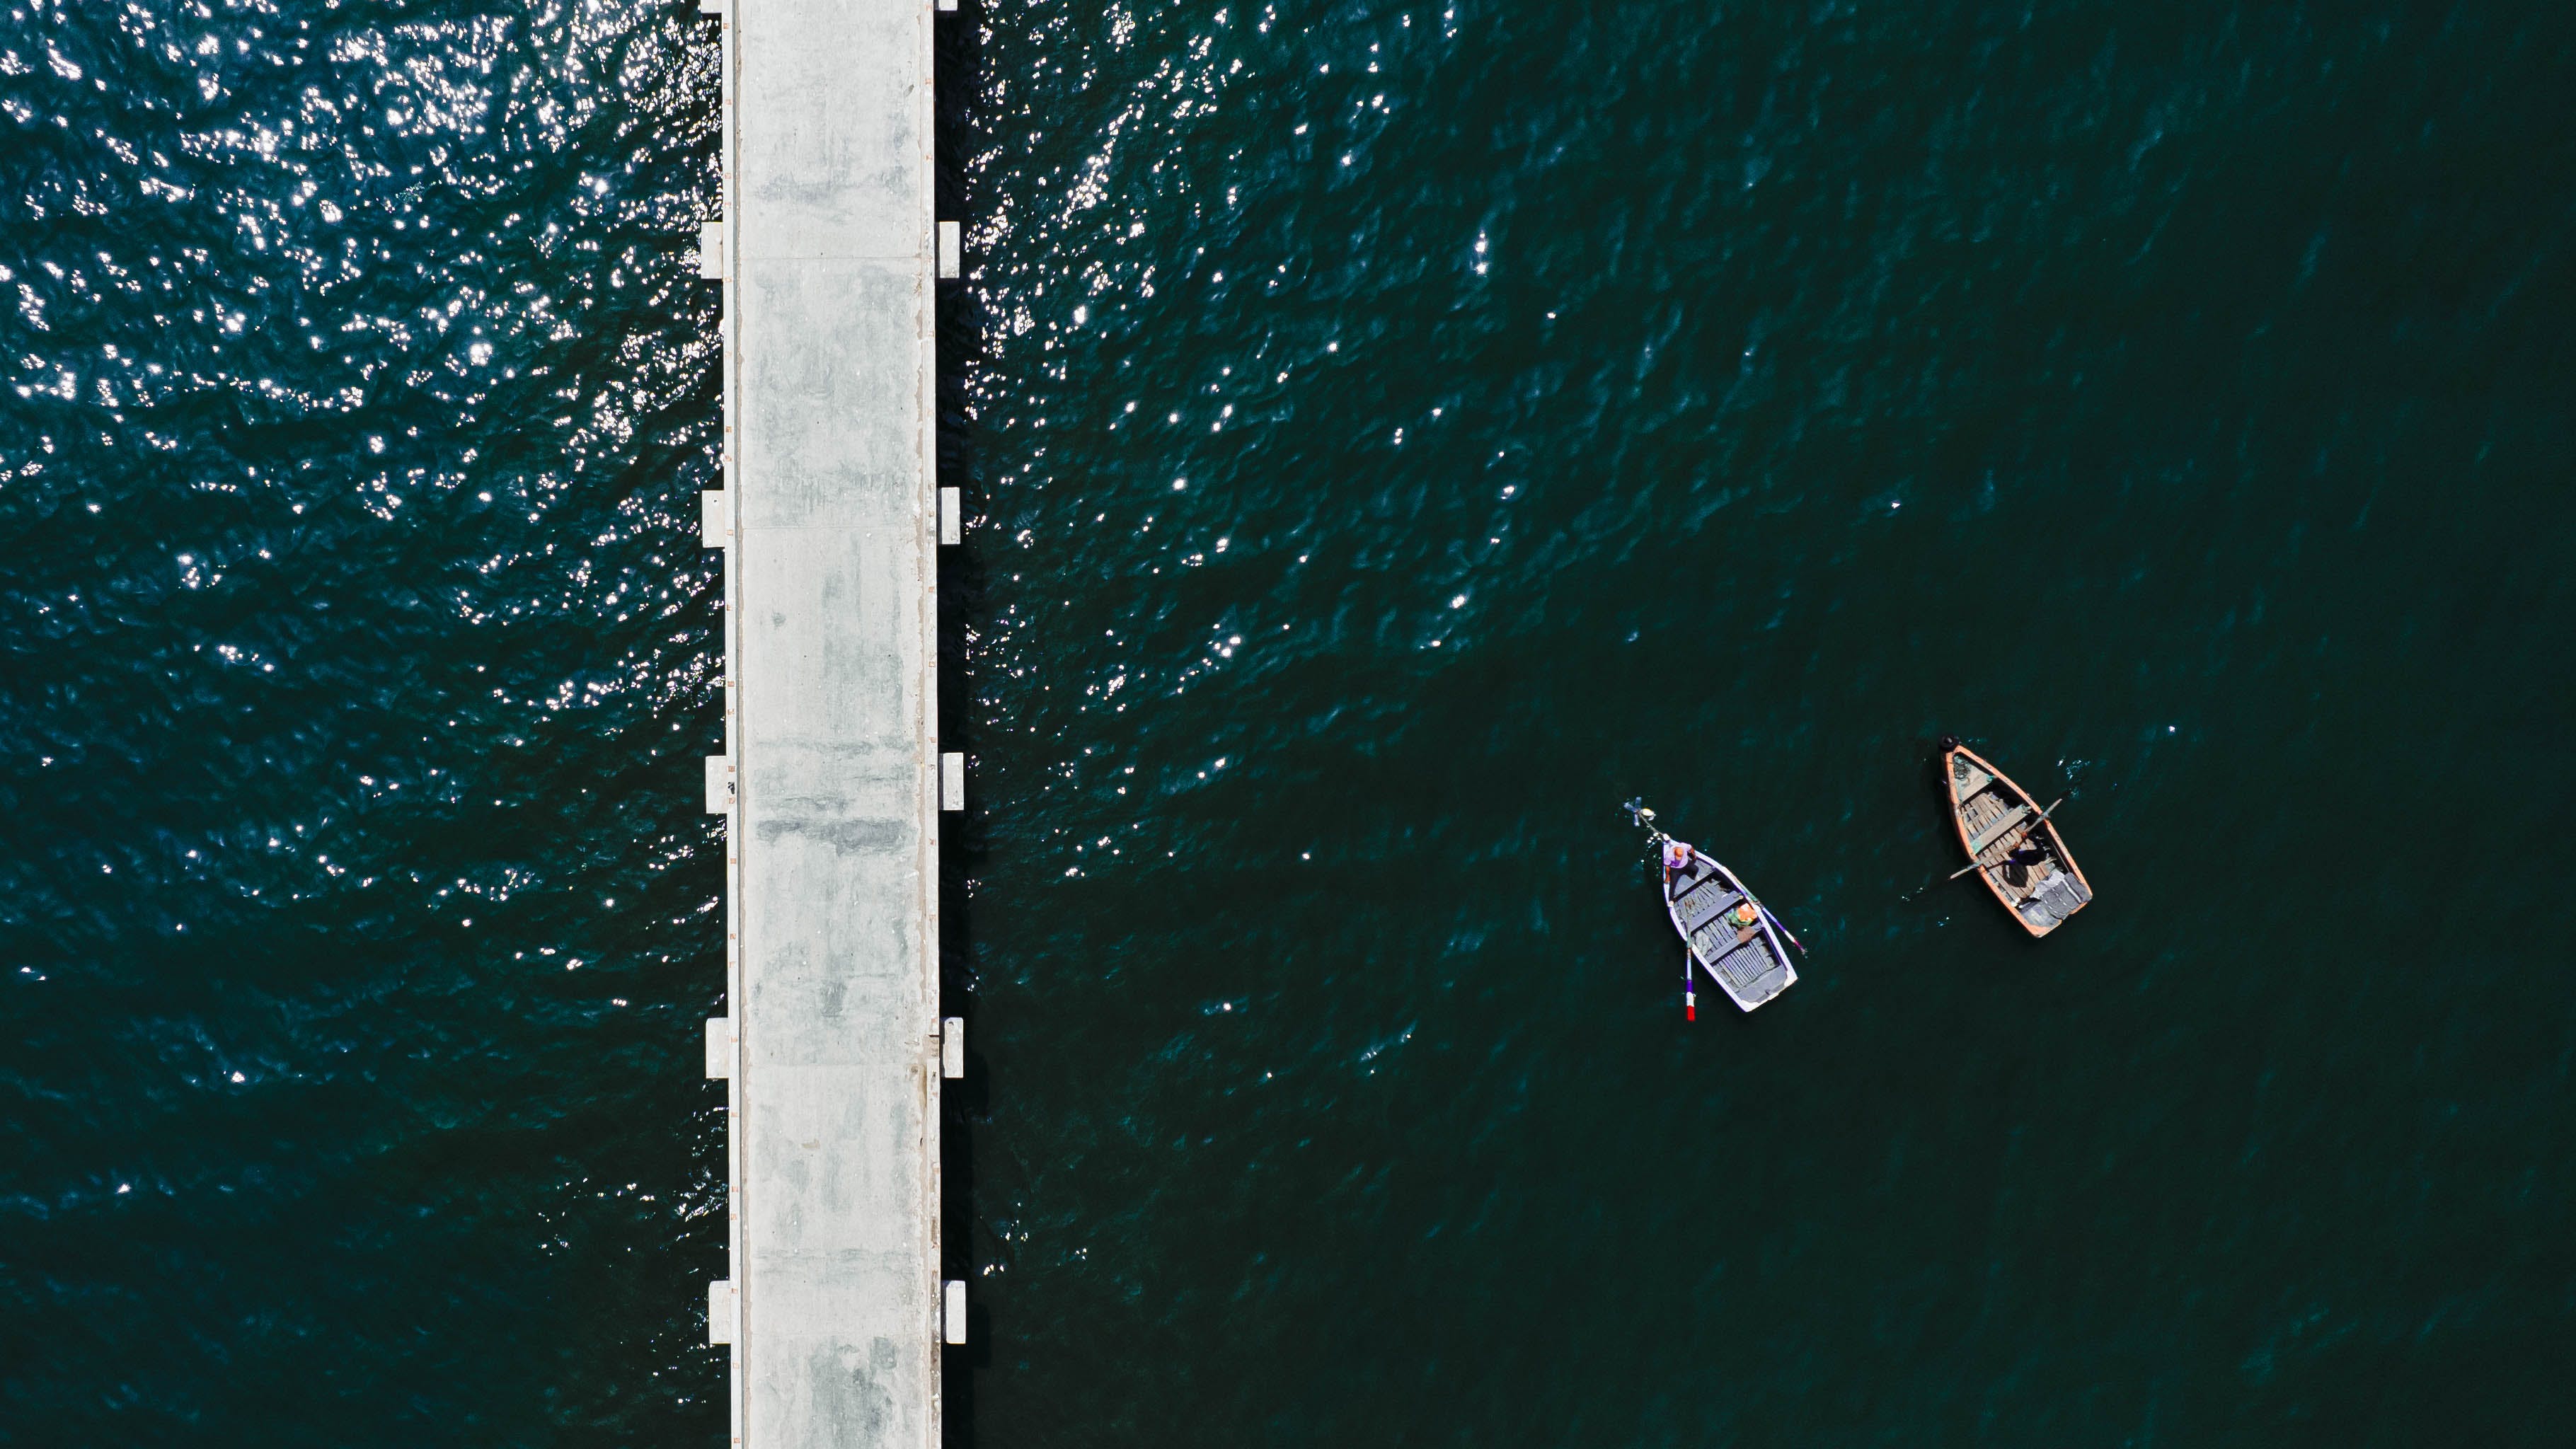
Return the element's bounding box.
[708,0,941,1443]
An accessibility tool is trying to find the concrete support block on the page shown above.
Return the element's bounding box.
[698,0,723,13]
[941,1017,964,1080]
[940,752,964,812]
[706,1017,735,1080]
[936,0,957,11]
[701,490,728,549]
[943,1281,967,1344]
[937,220,960,279]
[709,1280,737,1345]
[938,487,961,545]
[697,221,724,279]
[706,756,735,814]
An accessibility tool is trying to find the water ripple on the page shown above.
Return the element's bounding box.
[2,0,725,1436]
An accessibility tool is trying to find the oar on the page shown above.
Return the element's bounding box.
[1757,903,1808,955]
[1683,950,1696,1022]
[1948,798,2065,879]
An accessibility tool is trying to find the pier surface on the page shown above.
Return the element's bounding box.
[719,0,939,1444]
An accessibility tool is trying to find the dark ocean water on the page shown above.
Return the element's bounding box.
[0,0,727,1438]
[7,0,2576,1444]
[952,2,2576,1445]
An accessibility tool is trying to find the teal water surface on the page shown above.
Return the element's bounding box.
[953,2,2576,1445]
[1,0,727,1438]
[6,0,2576,1444]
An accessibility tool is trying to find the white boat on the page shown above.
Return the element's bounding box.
[1627,803,1800,1016]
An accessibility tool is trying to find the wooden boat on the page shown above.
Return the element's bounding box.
[1939,738,2093,936]
[1623,801,1800,1014]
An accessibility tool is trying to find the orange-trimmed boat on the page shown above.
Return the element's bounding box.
[1939,738,2093,937]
